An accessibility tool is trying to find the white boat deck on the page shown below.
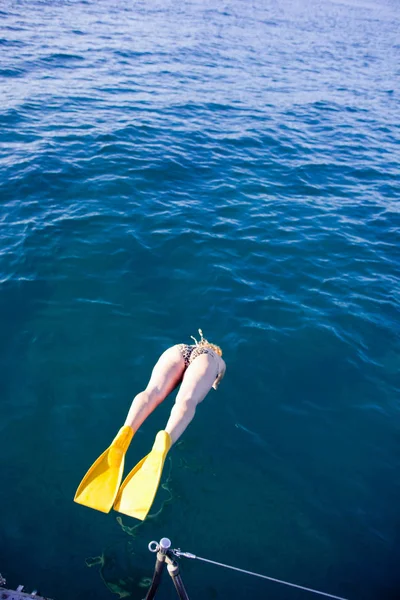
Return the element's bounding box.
[0,574,53,600]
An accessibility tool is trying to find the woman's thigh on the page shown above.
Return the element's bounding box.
[175,353,218,405]
[145,345,186,402]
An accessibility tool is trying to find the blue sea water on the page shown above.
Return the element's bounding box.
[1,0,399,598]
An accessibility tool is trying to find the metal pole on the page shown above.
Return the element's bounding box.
[144,539,172,600]
[167,557,190,600]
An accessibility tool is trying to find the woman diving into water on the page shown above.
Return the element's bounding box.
[74,329,226,520]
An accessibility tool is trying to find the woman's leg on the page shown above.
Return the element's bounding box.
[124,345,185,432]
[165,353,217,445]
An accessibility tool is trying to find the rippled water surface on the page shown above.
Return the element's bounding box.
[1,0,399,598]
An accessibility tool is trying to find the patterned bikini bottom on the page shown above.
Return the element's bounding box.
[177,344,219,376]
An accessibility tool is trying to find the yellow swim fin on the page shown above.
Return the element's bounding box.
[113,430,171,521]
[74,425,133,513]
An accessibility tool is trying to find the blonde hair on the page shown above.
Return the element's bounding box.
[190,329,223,356]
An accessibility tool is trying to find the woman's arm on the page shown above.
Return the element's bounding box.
[212,359,226,390]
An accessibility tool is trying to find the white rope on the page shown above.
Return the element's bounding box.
[175,551,349,600]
